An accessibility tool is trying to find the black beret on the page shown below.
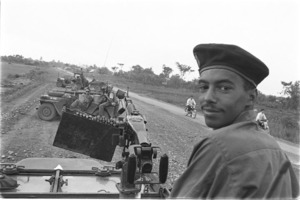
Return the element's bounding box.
[193,43,269,86]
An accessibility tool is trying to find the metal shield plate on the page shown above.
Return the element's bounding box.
[53,112,119,162]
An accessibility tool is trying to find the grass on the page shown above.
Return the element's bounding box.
[263,108,299,144]
[1,63,48,101]
[1,62,38,78]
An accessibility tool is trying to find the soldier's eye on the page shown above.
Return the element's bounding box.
[218,85,232,92]
[198,85,208,92]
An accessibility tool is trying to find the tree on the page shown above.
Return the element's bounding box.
[168,74,183,88]
[118,63,124,71]
[97,67,112,75]
[176,62,193,80]
[131,65,143,74]
[111,66,118,73]
[281,81,300,110]
[161,64,173,79]
[143,67,155,75]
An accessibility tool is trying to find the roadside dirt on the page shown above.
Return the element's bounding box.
[1,67,92,161]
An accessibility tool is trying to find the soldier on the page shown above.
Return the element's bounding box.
[170,44,299,199]
[79,71,89,88]
[71,74,83,91]
[185,95,196,116]
[70,87,93,111]
[98,85,119,119]
[256,108,269,130]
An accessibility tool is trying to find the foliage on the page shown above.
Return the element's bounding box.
[175,62,193,79]
[161,64,173,79]
[1,55,40,66]
[111,66,118,73]
[280,81,300,110]
[7,73,22,79]
[168,74,183,88]
[97,66,113,75]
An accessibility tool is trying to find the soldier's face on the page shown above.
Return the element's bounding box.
[198,68,253,129]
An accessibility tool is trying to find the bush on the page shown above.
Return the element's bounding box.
[281,116,298,129]
[7,73,22,79]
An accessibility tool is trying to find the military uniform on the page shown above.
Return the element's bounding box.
[98,87,119,118]
[70,92,93,111]
[170,43,299,199]
[170,110,299,198]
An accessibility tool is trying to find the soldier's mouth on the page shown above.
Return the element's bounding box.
[202,107,222,116]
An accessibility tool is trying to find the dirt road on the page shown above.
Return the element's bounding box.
[1,66,299,187]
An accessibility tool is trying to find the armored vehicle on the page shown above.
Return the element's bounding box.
[1,93,170,198]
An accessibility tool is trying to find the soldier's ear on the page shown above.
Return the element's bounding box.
[246,88,257,107]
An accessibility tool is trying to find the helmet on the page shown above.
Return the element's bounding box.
[84,87,90,93]
[75,74,80,79]
[107,85,113,91]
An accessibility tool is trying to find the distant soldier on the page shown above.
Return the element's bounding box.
[256,109,269,130]
[79,72,89,88]
[185,95,196,115]
[70,74,83,91]
[98,85,119,118]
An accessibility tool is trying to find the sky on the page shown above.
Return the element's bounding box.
[1,0,299,96]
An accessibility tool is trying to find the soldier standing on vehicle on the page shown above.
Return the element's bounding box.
[170,43,299,199]
[70,74,83,91]
[79,71,89,88]
[98,85,119,119]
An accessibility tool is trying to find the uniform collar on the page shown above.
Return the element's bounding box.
[233,110,256,124]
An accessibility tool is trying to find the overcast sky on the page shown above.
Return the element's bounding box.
[1,0,299,96]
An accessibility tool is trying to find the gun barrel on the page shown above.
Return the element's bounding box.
[127,115,148,144]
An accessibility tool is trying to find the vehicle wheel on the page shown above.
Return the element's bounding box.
[38,103,57,121]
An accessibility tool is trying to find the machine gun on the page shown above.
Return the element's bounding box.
[51,105,169,197]
[49,92,169,198]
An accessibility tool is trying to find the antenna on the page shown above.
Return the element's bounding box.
[103,37,114,67]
